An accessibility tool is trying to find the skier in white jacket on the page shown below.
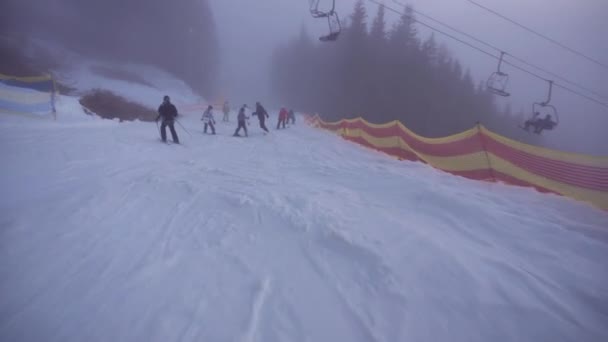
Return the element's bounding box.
[201,105,216,135]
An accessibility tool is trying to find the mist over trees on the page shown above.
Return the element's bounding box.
[271,1,535,140]
[1,0,219,97]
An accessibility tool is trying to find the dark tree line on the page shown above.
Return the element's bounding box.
[272,1,536,141]
[2,0,219,97]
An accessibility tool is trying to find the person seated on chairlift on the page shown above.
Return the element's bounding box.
[537,114,557,133]
[524,113,556,134]
[523,112,540,132]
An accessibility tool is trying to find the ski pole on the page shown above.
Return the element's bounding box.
[176,119,192,137]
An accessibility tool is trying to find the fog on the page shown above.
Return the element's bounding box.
[210,0,608,154]
[2,0,218,94]
[210,0,365,105]
[2,0,607,153]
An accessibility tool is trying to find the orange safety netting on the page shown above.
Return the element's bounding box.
[306,114,608,210]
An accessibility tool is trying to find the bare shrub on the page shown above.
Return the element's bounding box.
[79,89,156,122]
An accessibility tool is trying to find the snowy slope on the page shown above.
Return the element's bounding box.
[1,95,608,342]
[61,60,204,109]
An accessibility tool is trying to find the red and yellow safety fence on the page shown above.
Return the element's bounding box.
[306,114,608,210]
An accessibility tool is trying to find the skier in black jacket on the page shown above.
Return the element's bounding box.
[156,95,179,143]
[254,101,270,133]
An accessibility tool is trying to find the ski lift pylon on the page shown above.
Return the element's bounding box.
[486,52,510,97]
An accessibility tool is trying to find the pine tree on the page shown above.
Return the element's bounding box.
[270,2,529,140]
[15,0,220,97]
[348,0,368,42]
[388,5,418,54]
[421,33,438,66]
[370,4,387,44]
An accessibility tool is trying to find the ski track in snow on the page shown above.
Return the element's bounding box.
[241,277,272,342]
[1,100,608,342]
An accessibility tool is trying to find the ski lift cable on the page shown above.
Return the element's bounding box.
[506,54,607,101]
[370,1,497,59]
[370,0,608,110]
[391,0,608,101]
[465,0,608,71]
[392,1,503,52]
[501,59,608,109]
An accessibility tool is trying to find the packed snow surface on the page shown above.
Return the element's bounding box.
[1,97,608,342]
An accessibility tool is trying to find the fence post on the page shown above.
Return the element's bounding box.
[477,122,495,182]
[51,75,58,121]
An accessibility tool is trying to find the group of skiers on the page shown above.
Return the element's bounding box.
[155,96,297,143]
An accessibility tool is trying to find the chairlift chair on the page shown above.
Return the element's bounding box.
[309,0,329,18]
[521,80,559,134]
[309,0,341,42]
[486,52,511,97]
[319,11,342,42]
[532,102,558,125]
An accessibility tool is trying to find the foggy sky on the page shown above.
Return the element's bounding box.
[209,0,608,154]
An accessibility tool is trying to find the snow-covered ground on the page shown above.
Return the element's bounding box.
[1,71,608,341]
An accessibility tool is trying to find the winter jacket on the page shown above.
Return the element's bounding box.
[202,109,215,123]
[237,108,249,122]
[158,101,178,121]
[255,103,269,120]
[279,108,288,120]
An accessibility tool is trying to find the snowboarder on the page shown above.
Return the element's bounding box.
[201,105,216,134]
[156,95,180,144]
[233,105,249,137]
[288,109,296,125]
[253,101,270,133]
[222,100,230,122]
[277,107,288,129]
